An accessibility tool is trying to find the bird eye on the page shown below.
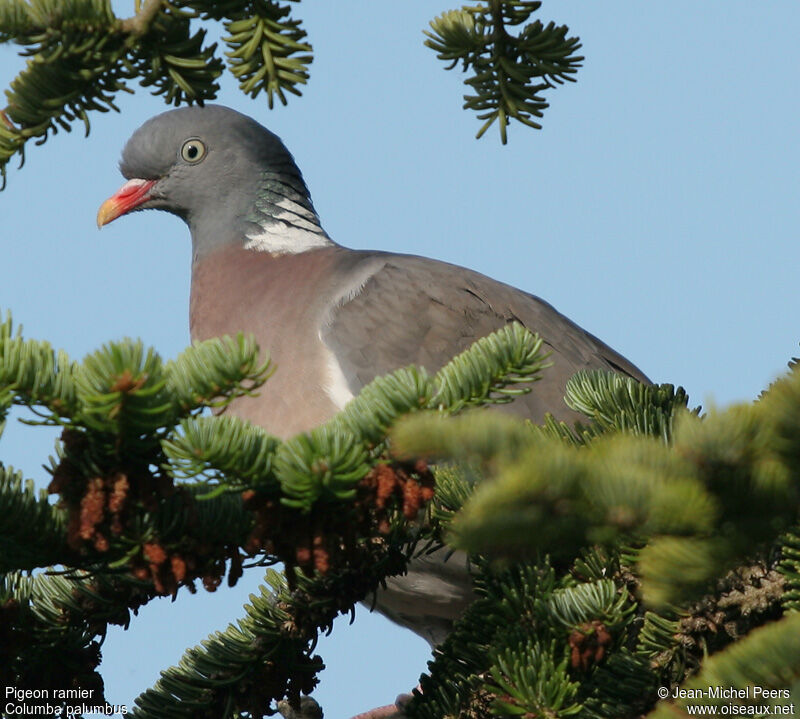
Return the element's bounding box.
[180,139,206,163]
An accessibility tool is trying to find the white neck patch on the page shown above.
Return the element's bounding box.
[243,225,332,255]
[244,196,332,255]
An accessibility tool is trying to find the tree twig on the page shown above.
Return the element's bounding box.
[120,0,163,35]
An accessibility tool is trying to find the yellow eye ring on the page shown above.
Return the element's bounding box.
[180,139,206,163]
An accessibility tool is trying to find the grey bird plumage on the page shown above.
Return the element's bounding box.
[99,104,649,646]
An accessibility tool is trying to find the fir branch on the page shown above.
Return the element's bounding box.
[778,526,800,611]
[438,434,717,562]
[163,414,280,488]
[408,561,560,718]
[427,463,476,531]
[673,405,797,549]
[636,537,731,608]
[0,1,29,41]
[145,483,254,549]
[488,639,582,717]
[1,582,104,711]
[565,370,696,443]
[637,610,683,675]
[391,409,534,466]
[0,465,70,571]
[131,526,414,719]
[580,651,660,719]
[0,310,78,417]
[332,365,434,447]
[132,12,224,105]
[75,339,173,435]
[0,0,130,188]
[275,425,370,508]
[130,570,322,718]
[4,568,157,636]
[646,613,800,718]
[6,311,799,715]
[407,559,653,719]
[396,361,800,611]
[425,1,583,142]
[1,568,159,706]
[6,425,254,581]
[759,361,800,478]
[546,579,633,632]
[0,0,117,46]
[165,332,273,413]
[393,352,682,468]
[330,322,547,450]
[676,562,784,676]
[219,0,313,107]
[1,312,272,439]
[0,385,12,437]
[432,321,549,410]
[529,410,590,445]
[0,1,222,185]
[1,0,577,188]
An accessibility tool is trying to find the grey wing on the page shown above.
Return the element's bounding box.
[321,253,649,424]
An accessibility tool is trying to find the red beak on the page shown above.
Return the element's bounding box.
[97,178,156,228]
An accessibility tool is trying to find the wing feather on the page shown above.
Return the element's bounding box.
[322,253,649,424]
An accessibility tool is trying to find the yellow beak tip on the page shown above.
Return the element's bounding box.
[96,200,118,229]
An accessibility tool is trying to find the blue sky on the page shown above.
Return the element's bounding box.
[2,2,799,717]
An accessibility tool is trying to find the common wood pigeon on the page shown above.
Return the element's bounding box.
[97,104,649,715]
[97,105,647,435]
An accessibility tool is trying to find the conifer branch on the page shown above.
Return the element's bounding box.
[0,466,70,571]
[392,409,536,466]
[163,414,281,487]
[395,364,800,610]
[0,311,78,418]
[166,332,273,413]
[4,304,800,715]
[565,369,698,442]
[0,0,313,186]
[1,314,547,714]
[1,568,163,709]
[120,0,162,34]
[432,321,549,410]
[130,530,414,718]
[646,612,800,718]
[1,1,582,188]
[425,1,583,143]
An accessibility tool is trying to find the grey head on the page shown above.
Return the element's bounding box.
[98,104,331,258]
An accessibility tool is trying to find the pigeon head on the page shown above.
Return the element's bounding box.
[98,104,330,257]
